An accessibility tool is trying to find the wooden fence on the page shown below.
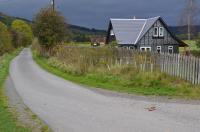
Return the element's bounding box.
[114,49,200,85]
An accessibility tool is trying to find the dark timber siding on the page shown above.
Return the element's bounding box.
[137,19,179,53]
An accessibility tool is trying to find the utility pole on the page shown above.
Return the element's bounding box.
[51,0,55,11]
[179,0,199,40]
[187,0,193,40]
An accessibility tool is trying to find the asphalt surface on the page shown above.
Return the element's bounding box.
[8,48,200,132]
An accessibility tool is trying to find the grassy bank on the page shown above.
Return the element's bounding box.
[33,50,200,100]
[0,50,31,132]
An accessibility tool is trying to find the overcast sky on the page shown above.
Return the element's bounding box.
[0,0,200,29]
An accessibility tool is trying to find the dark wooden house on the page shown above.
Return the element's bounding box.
[90,36,106,47]
[106,16,188,53]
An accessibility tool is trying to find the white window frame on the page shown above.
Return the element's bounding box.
[128,46,134,50]
[140,47,151,52]
[159,27,164,37]
[156,46,162,53]
[168,46,173,54]
[153,27,159,37]
[110,29,114,36]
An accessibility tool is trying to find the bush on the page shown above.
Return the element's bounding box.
[0,22,13,55]
[196,39,200,49]
[33,7,67,48]
[11,20,33,47]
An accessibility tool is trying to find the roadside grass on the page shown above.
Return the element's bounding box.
[33,51,200,100]
[0,50,31,132]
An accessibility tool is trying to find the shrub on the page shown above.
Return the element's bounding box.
[0,22,13,55]
[33,7,67,48]
[11,20,33,47]
[196,39,200,49]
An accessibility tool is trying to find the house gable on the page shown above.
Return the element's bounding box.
[137,18,179,47]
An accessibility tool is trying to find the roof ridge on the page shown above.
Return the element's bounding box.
[110,18,146,21]
[110,16,160,21]
[147,16,160,20]
[134,19,147,44]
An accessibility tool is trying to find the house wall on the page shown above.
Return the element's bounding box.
[137,19,179,53]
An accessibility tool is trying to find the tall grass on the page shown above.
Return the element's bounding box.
[33,42,161,75]
[32,41,200,99]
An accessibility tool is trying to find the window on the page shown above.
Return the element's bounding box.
[110,30,114,36]
[157,46,161,53]
[141,47,145,51]
[153,27,159,37]
[168,46,173,54]
[140,47,151,52]
[146,47,151,52]
[129,46,134,50]
[153,27,164,37]
[159,27,164,37]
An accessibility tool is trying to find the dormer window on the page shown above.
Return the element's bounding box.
[159,27,164,37]
[153,27,159,37]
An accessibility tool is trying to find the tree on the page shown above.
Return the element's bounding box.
[179,0,199,40]
[10,29,24,48]
[32,7,67,48]
[11,20,33,46]
[0,22,13,55]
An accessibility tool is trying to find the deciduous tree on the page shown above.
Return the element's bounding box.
[0,22,13,55]
[11,20,33,46]
[33,7,67,48]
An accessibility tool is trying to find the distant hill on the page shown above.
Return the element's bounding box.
[69,24,106,35]
[0,12,31,26]
[0,12,105,35]
[0,12,199,41]
[169,25,200,35]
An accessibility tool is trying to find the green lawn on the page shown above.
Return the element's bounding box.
[183,40,198,50]
[0,50,31,132]
[33,51,200,100]
[64,42,91,47]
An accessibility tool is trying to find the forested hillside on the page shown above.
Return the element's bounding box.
[0,12,106,42]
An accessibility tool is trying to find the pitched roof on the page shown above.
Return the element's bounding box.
[110,17,160,45]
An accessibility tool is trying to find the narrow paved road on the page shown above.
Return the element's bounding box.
[9,49,200,132]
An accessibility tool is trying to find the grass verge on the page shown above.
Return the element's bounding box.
[0,50,31,132]
[33,51,200,100]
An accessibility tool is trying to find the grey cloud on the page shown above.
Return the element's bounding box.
[0,0,199,29]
